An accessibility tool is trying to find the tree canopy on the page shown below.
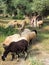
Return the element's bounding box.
[0,0,49,17]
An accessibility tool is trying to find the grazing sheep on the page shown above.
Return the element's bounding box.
[3,34,21,49]
[36,15,43,28]
[6,20,17,28]
[2,39,28,61]
[16,20,26,31]
[37,20,43,28]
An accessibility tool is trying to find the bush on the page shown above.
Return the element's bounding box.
[13,14,25,20]
[0,26,19,36]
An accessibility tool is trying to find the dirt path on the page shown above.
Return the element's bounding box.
[34,44,49,65]
[0,44,49,65]
[0,53,49,65]
[0,40,49,65]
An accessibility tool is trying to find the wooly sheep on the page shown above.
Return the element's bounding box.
[23,28,31,33]
[21,29,37,44]
[3,34,21,49]
[2,39,28,61]
[27,30,37,44]
[37,20,43,28]
[29,30,37,40]
[6,20,17,28]
[16,20,26,31]
[21,29,31,43]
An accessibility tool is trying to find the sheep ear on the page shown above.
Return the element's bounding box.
[32,30,37,34]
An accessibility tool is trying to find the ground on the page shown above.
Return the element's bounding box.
[0,42,49,65]
[0,19,49,65]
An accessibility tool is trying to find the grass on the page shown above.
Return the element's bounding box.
[0,34,6,43]
[28,57,44,65]
[36,25,49,53]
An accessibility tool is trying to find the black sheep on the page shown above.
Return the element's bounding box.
[2,39,28,61]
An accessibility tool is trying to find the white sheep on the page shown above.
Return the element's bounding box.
[6,20,17,28]
[3,34,21,48]
[37,20,43,28]
[21,29,37,44]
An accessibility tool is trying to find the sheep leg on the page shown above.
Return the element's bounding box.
[23,50,28,60]
[24,51,28,60]
[17,54,20,58]
[11,52,19,61]
[24,46,28,60]
[11,53,15,61]
[2,50,9,61]
[29,39,32,44]
[15,52,20,61]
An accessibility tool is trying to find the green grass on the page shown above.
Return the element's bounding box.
[29,57,44,65]
[0,34,6,43]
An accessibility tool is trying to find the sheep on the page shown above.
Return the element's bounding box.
[37,20,43,28]
[29,30,37,40]
[16,20,26,27]
[3,29,30,51]
[36,15,43,28]
[21,28,31,36]
[3,34,21,49]
[6,20,17,28]
[16,20,26,31]
[30,15,43,28]
[21,29,37,44]
[21,29,31,43]
[23,28,31,33]
[2,39,28,61]
[26,30,37,43]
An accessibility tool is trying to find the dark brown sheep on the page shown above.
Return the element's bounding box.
[2,39,28,61]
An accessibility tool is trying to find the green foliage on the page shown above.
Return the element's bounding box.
[0,0,49,18]
[31,0,45,15]
[13,15,24,19]
[0,26,19,36]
